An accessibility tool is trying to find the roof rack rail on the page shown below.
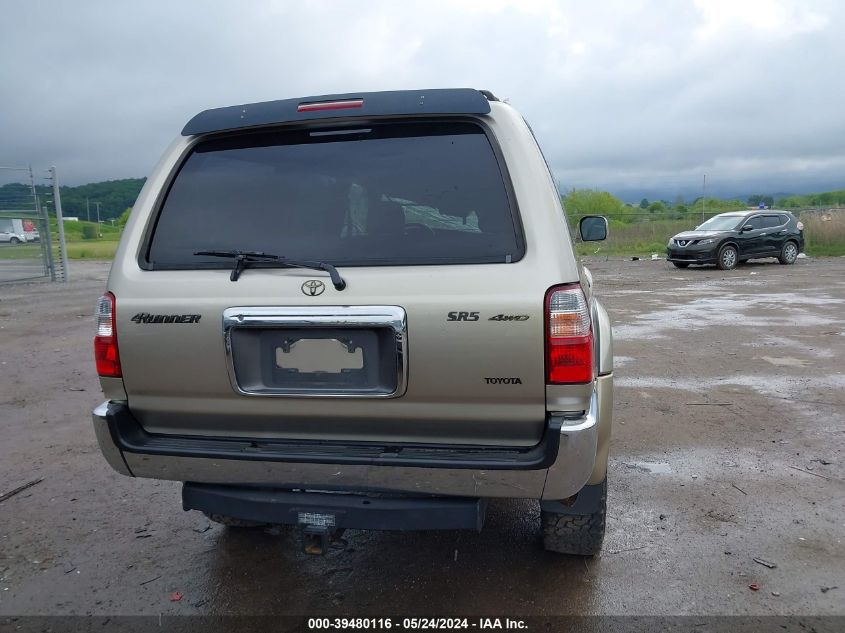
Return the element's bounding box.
[479,90,499,102]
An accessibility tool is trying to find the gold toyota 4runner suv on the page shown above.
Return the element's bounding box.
[92,89,613,555]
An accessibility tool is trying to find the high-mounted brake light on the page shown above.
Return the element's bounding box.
[94,292,121,377]
[297,99,364,113]
[545,284,593,384]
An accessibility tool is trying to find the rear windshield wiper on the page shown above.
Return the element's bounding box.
[194,250,346,289]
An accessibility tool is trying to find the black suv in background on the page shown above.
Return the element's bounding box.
[667,210,804,270]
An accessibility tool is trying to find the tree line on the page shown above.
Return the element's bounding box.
[777,189,845,208]
[562,187,845,222]
[0,178,145,221]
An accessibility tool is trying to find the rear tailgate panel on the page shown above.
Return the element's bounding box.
[115,264,553,446]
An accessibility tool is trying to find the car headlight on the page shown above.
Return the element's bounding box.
[698,238,716,245]
[667,239,674,247]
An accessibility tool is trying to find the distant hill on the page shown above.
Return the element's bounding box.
[0,178,145,221]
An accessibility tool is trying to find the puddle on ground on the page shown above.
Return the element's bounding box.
[760,356,810,367]
[757,335,835,358]
[609,289,656,295]
[615,373,845,403]
[613,291,845,340]
[623,461,672,474]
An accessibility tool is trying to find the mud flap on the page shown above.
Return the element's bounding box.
[540,481,605,516]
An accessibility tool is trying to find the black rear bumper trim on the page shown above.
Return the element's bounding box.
[104,403,563,470]
[183,483,487,531]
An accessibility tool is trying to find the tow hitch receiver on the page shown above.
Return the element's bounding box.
[298,511,341,555]
[301,524,337,555]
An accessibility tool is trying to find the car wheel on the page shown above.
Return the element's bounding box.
[672,262,689,269]
[203,512,267,528]
[778,241,798,265]
[717,245,738,270]
[9,237,20,245]
[541,479,606,556]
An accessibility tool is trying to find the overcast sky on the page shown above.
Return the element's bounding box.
[1,0,842,199]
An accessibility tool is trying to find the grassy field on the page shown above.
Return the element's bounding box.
[47,219,121,260]
[576,219,690,256]
[64,240,120,259]
[58,220,122,240]
[0,219,121,262]
[575,211,845,257]
[799,212,845,256]
[0,239,119,261]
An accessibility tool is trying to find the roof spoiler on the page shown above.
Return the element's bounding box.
[182,88,495,136]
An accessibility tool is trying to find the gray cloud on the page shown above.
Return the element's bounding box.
[1,0,842,199]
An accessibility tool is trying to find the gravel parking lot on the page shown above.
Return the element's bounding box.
[1,257,843,619]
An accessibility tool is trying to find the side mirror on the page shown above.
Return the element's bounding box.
[579,216,608,242]
[740,225,753,232]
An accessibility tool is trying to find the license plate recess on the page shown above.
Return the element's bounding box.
[230,326,399,396]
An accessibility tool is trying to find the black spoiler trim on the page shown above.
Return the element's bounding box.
[182,88,493,136]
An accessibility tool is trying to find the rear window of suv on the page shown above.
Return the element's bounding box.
[145,121,523,268]
[761,215,785,228]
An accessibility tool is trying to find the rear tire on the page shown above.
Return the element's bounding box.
[672,262,689,269]
[9,237,20,245]
[203,512,267,528]
[717,245,738,270]
[541,479,606,556]
[778,241,798,265]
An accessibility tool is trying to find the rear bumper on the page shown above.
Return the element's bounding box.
[92,375,608,500]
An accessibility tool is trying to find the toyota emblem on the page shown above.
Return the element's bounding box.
[301,280,325,296]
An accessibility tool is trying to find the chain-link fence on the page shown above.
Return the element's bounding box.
[0,166,67,283]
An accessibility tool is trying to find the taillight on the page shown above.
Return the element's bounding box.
[94,292,121,377]
[545,284,593,384]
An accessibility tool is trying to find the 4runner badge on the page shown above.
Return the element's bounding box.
[131,313,201,324]
[301,280,325,296]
